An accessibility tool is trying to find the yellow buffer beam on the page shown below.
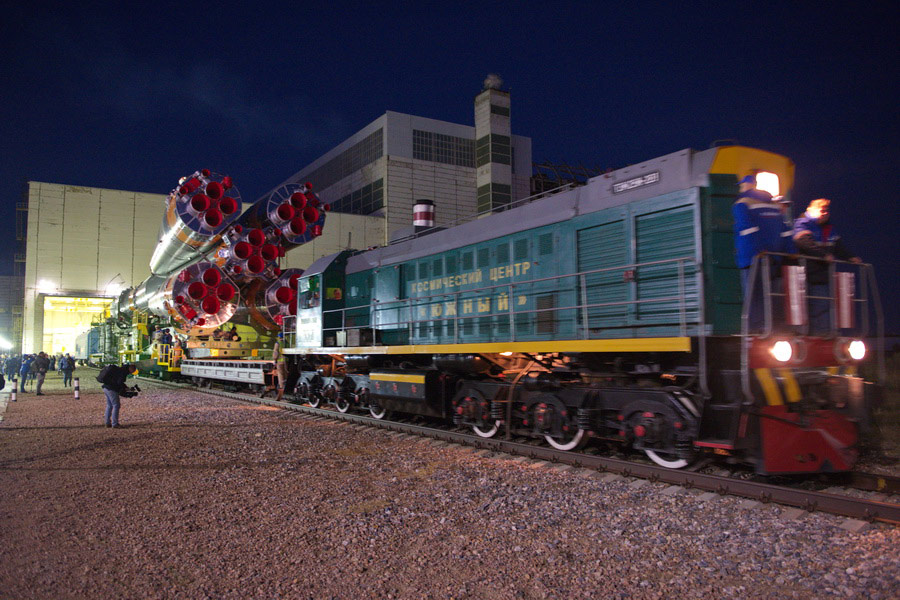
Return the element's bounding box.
[293,337,691,355]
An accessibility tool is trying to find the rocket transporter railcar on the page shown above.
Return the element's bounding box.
[281,145,883,474]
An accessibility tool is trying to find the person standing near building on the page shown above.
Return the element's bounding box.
[61,353,75,387]
[18,355,34,393]
[33,352,50,396]
[793,198,861,332]
[732,174,793,329]
[100,363,138,428]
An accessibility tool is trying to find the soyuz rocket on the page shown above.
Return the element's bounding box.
[111,171,328,333]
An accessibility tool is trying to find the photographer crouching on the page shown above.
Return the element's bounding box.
[97,363,140,428]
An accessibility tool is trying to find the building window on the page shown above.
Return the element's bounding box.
[490,104,510,117]
[300,128,383,192]
[475,134,511,167]
[330,178,384,215]
[413,130,475,168]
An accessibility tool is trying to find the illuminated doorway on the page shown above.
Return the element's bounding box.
[42,296,112,354]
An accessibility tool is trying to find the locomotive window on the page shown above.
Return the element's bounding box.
[539,233,553,256]
[477,247,489,267]
[446,255,458,274]
[496,243,510,264]
[418,262,429,279]
[433,258,443,277]
[462,251,473,270]
[403,263,415,282]
[514,238,529,260]
[536,293,556,334]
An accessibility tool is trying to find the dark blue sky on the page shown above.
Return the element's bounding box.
[2,2,897,330]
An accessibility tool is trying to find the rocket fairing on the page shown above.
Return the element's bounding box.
[148,170,243,277]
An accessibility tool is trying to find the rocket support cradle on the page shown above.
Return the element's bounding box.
[112,175,327,333]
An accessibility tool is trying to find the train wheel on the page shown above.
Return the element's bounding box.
[369,403,389,419]
[544,428,587,451]
[335,397,351,413]
[472,420,501,438]
[307,395,321,408]
[644,449,689,469]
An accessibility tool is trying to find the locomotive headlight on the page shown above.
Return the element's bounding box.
[848,340,866,360]
[755,171,780,197]
[771,340,793,362]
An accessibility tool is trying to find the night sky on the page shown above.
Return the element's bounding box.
[2,2,897,332]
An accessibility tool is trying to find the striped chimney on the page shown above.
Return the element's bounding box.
[413,199,435,229]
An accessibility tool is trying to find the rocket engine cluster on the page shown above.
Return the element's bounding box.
[112,171,328,333]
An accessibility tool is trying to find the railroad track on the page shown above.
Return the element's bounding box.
[131,374,900,525]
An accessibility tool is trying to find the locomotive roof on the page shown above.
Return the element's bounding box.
[303,146,757,277]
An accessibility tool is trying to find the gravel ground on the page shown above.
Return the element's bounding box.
[1,373,898,599]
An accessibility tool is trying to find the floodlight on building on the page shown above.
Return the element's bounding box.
[37,279,57,294]
[0,335,12,350]
[104,273,125,297]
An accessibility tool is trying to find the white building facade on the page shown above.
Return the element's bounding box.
[274,86,532,243]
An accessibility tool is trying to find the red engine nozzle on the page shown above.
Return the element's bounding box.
[216,283,236,302]
[204,209,223,228]
[303,206,320,223]
[202,268,221,287]
[275,203,295,223]
[190,194,211,213]
[260,244,279,261]
[288,217,306,236]
[275,286,294,304]
[187,282,207,300]
[288,274,301,289]
[247,229,265,247]
[219,196,238,215]
[247,256,265,274]
[205,181,224,200]
[233,241,253,260]
[201,297,220,315]
[290,192,307,209]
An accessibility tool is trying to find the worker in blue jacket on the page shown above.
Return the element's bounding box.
[732,174,793,330]
[18,355,34,393]
[793,198,861,332]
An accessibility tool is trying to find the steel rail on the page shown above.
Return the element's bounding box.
[130,373,900,525]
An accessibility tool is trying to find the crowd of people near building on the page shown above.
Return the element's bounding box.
[1,352,78,394]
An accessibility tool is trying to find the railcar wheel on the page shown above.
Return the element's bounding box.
[472,420,502,438]
[335,397,351,413]
[544,428,587,451]
[369,403,389,419]
[644,449,689,469]
[307,395,321,408]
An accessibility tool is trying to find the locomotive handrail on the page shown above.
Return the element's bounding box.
[320,256,702,345]
[739,253,884,401]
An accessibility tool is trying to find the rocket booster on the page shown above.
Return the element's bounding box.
[149,170,242,277]
[239,183,327,251]
[233,268,303,331]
